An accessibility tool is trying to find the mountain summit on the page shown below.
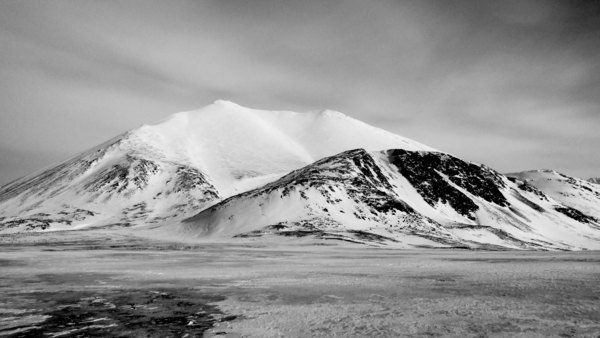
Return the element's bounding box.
[0,101,433,232]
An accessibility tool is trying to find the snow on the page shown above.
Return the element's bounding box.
[182,148,600,250]
[3,231,600,337]
[0,100,435,233]
[508,170,600,219]
[131,100,434,194]
[1,100,599,251]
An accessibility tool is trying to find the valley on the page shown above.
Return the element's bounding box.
[1,230,599,337]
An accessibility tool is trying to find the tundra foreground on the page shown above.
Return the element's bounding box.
[1,231,599,337]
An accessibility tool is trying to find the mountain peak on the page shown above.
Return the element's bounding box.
[317,109,346,118]
[213,99,237,105]
[211,99,245,108]
[0,101,438,234]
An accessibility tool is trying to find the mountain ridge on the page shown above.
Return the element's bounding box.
[589,177,600,185]
[0,101,434,233]
[181,147,600,250]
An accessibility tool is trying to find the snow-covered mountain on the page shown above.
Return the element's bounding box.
[183,149,456,247]
[0,132,220,232]
[0,100,432,232]
[507,170,600,222]
[589,177,600,185]
[182,149,600,250]
[1,100,599,250]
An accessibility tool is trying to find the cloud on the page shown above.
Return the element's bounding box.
[0,0,599,184]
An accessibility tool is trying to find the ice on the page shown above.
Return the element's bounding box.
[2,231,599,337]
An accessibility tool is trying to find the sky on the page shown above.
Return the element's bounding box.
[0,0,599,185]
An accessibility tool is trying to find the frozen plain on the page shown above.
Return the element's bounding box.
[1,230,599,337]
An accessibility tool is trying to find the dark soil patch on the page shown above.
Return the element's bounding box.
[0,258,24,267]
[5,288,235,337]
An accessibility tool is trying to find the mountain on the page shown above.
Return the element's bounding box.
[182,149,455,247]
[2,100,599,250]
[0,100,432,232]
[589,177,600,185]
[507,170,600,222]
[182,149,600,250]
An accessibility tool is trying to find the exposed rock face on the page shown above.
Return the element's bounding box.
[387,150,508,220]
[82,156,159,197]
[554,206,597,224]
[589,177,600,185]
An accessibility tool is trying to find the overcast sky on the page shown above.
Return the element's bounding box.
[1,0,599,184]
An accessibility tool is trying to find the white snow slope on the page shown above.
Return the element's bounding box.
[0,100,432,233]
[507,170,600,222]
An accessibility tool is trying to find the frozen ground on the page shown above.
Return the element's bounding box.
[0,230,599,337]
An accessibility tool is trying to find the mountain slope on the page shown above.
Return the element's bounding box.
[507,170,600,222]
[182,149,457,247]
[182,149,600,250]
[0,131,220,231]
[0,100,433,232]
[587,177,600,185]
